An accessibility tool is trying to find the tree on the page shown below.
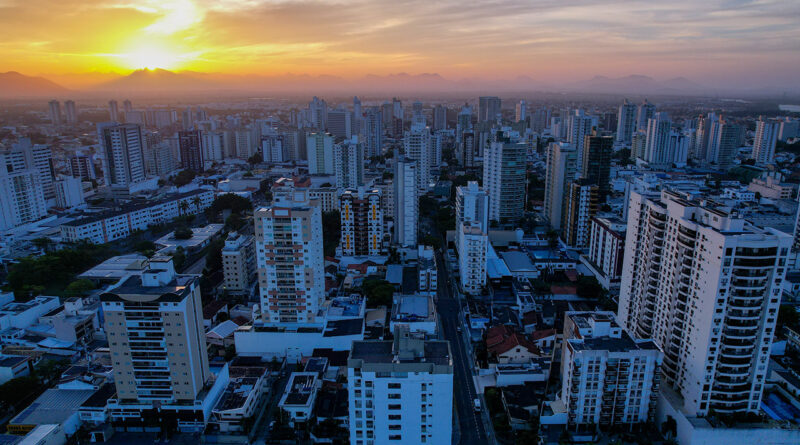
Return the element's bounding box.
[576,276,605,299]
[172,170,196,187]
[204,239,225,274]
[191,196,202,213]
[225,213,245,231]
[171,247,186,271]
[420,234,442,250]
[210,194,253,215]
[322,210,341,257]
[31,237,53,253]
[248,153,263,166]
[778,304,800,330]
[179,201,190,216]
[361,279,395,308]
[135,240,156,257]
[173,226,193,240]
[65,279,95,297]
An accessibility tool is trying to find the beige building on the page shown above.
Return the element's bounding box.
[222,231,256,295]
[255,189,325,324]
[101,257,210,404]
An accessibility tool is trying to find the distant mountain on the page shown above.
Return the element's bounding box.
[567,74,705,95]
[95,69,221,92]
[0,71,69,97]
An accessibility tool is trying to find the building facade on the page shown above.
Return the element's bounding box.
[340,188,385,256]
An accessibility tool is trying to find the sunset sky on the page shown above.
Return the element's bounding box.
[1,0,799,88]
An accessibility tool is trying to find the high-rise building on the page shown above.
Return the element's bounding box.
[432,105,447,131]
[391,98,404,138]
[352,96,362,135]
[544,142,578,230]
[0,152,47,230]
[460,131,475,167]
[64,100,77,124]
[403,124,431,191]
[778,117,799,141]
[635,99,656,131]
[327,109,352,139]
[47,100,61,125]
[616,99,637,144]
[53,175,84,208]
[643,112,683,167]
[752,116,778,165]
[458,221,488,295]
[456,104,472,142]
[631,130,647,160]
[587,217,626,287]
[567,109,594,167]
[222,231,256,295]
[559,312,662,433]
[109,100,119,122]
[411,101,425,127]
[619,189,791,416]
[260,133,285,163]
[562,179,599,247]
[98,123,147,194]
[254,188,324,324]
[455,181,489,234]
[307,132,335,175]
[362,107,383,158]
[532,107,550,133]
[340,188,385,256]
[430,131,443,167]
[70,154,96,180]
[101,257,213,430]
[348,330,453,445]
[455,181,489,266]
[707,117,739,170]
[692,113,718,161]
[582,132,613,197]
[394,157,418,247]
[478,96,501,123]
[9,138,55,202]
[123,99,133,113]
[178,130,204,172]
[483,141,526,223]
[308,96,328,130]
[334,137,364,189]
[144,140,177,177]
[515,100,527,122]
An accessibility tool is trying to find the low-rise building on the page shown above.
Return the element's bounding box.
[417,246,437,295]
[60,189,214,244]
[389,295,437,337]
[279,372,321,425]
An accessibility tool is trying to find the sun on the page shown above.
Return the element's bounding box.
[122,44,180,71]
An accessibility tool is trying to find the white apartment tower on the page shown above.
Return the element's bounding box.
[635,99,656,131]
[483,141,526,223]
[254,190,325,324]
[455,181,489,257]
[393,158,418,247]
[515,100,528,122]
[560,312,662,433]
[348,331,453,445]
[64,100,78,124]
[403,124,431,192]
[48,100,61,125]
[0,152,47,230]
[478,96,501,123]
[616,99,637,144]
[307,132,335,175]
[458,221,488,295]
[752,116,778,165]
[619,189,791,416]
[99,123,146,194]
[544,142,578,230]
[567,109,594,166]
[334,137,365,189]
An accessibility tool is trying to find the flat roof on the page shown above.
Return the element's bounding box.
[63,189,211,226]
[100,274,197,303]
[10,388,96,426]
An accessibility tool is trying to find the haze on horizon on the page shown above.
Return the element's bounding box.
[1,0,799,91]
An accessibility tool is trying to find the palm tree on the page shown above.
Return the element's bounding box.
[179,201,189,217]
[191,196,201,213]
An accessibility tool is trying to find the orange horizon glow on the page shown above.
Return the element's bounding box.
[1,0,799,90]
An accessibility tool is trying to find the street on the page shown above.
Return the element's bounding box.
[436,249,489,444]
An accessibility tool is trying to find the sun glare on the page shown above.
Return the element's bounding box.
[123,44,180,71]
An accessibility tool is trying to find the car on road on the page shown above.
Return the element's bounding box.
[474,398,481,412]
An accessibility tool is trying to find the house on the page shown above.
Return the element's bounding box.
[486,325,540,365]
[206,320,240,347]
[530,329,557,353]
[203,300,229,329]
[279,372,321,425]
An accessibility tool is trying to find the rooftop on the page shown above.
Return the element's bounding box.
[63,189,211,227]
[10,388,96,426]
[281,373,318,406]
[100,274,197,303]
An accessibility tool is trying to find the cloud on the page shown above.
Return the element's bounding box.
[0,0,798,89]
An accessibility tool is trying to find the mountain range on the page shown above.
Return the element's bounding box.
[0,69,789,98]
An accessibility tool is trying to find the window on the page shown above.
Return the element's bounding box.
[388,404,401,410]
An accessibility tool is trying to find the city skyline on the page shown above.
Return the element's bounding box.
[1,0,799,92]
